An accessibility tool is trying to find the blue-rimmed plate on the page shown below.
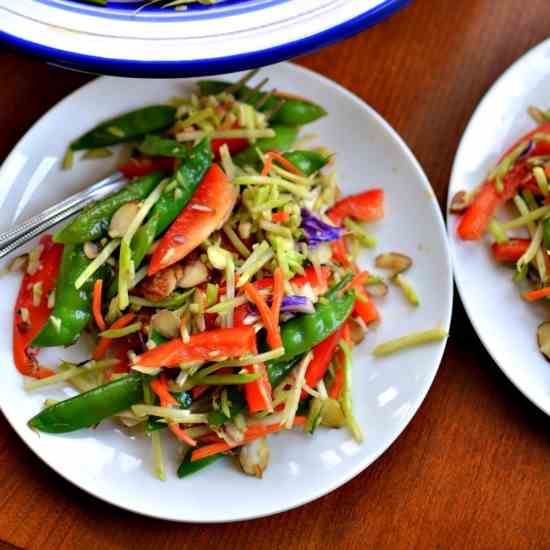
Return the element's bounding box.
[0,0,409,78]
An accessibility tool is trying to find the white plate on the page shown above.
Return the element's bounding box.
[0,62,452,522]
[448,39,550,415]
[0,0,409,77]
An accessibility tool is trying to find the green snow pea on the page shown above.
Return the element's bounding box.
[138,135,190,159]
[70,106,176,150]
[32,244,111,348]
[131,138,212,267]
[197,80,326,126]
[177,453,224,479]
[283,150,330,176]
[54,172,164,245]
[28,374,143,433]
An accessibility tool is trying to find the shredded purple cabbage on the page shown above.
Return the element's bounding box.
[249,295,314,316]
[300,208,343,246]
[519,140,534,160]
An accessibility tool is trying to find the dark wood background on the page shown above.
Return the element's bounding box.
[1,1,550,548]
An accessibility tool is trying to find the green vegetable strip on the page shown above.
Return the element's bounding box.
[394,274,420,306]
[142,378,166,481]
[222,225,251,257]
[517,223,543,273]
[339,341,363,443]
[28,374,143,433]
[501,204,550,229]
[191,373,262,385]
[75,239,120,289]
[533,166,549,195]
[373,328,448,357]
[176,128,275,142]
[24,359,118,391]
[132,405,208,423]
[236,241,273,287]
[70,106,176,150]
[235,175,311,199]
[344,218,377,248]
[100,322,142,339]
[138,135,189,159]
[487,219,508,244]
[118,240,134,310]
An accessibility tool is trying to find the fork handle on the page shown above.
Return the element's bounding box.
[0,172,125,248]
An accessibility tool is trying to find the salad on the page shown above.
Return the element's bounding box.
[8,72,445,480]
[452,106,550,361]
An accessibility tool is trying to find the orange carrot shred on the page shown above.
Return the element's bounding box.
[244,282,282,349]
[523,287,550,302]
[92,312,135,360]
[92,279,106,331]
[271,267,284,327]
[271,211,290,223]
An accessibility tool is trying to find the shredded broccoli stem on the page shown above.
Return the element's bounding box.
[517,222,543,273]
[487,219,508,244]
[191,373,262,386]
[219,143,236,181]
[501,204,550,229]
[131,264,149,289]
[142,380,166,481]
[339,341,363,443]
[533,166,549,196]
[394,274,420,306]
[24,359,118,391]
[197,349,285,375]
[100,322,142,339]
[248,195,293,213]
[260,220,293,238]
[235,175,311,199]
[282,352,312,429]
[236,241,273,287]
[179,107,215,129]
[75,239,120,290]
[206,294,249,314]
[223,224,250,257]
[344,218,377,248]
[118,240,134,310]
[268,162,314,186]
[513,195,547,282]
[220,388,231,419]
[176,128,275,142]
[373,328,448,357]
[224,251,235,328]
[133,404,209,424]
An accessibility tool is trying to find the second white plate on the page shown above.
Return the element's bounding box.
[0,62,452,521]
[448,39,550,415]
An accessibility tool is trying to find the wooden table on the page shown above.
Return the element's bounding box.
[1,1,550,548]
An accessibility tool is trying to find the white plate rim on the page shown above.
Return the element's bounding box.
[447,38,550,416]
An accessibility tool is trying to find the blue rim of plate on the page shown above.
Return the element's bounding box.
[0,0,410,78]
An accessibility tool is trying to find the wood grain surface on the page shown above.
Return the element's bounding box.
[1,1,550,548]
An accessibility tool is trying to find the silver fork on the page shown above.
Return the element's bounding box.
[0,171,127,261]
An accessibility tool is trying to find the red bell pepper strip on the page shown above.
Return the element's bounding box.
[12,235,63,378]
[118,156,176,178]
[134,326,257,368]
[491,239,530,263]
[211,123,249,160]
[327,189,384,225]
[301,329,341,399]
[456,123,550,240]
[523,287,550,302]
[149,164,237,275]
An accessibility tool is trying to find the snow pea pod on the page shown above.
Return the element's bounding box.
[233,126,298,168]
[138,135,190,159]
[131,138,212,267]
[543,218,550,250]
[267,356,302,388]
[198,81,326,126]
[70,106,176,150]
[28,374,143,433]
[270,292,355,365]
[283,150,330,176]
[32,244,111,348]
[54,172,164,245]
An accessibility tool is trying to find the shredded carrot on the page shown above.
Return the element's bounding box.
[341,322,352,346]
[92,312,135,360]
[266,151,303,175]
[271,211,290,223]
[271,267,284,327]
[191,417,306,462]
[169,423,197,447]
[151,373,197,447]
[523,287,550,301]
[261,155,273,177]
[244,282,282,349]
[92,279,106,331]
[345,271,370,292]
[331,239,352,269]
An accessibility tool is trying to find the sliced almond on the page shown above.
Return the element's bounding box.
[375,252,412,275]
[366,281,389,297]
[178,260,209,288]
[348,317,366,345]
[151,309,179,339]
[83,241,99,259]
[449,190,471,214]
[537,322,550,361]
[108,201,141,238]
